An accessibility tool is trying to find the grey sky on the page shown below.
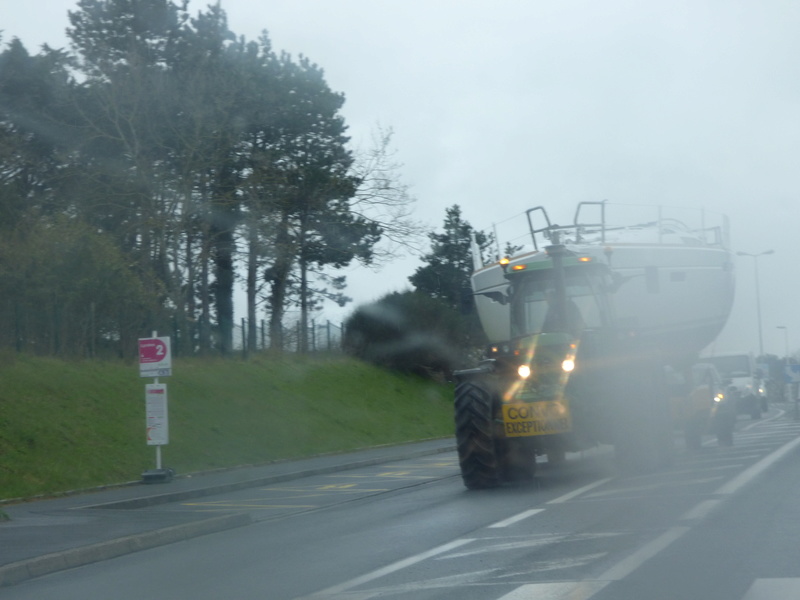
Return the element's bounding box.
[3,0,800,355]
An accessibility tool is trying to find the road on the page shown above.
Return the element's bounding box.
[6,408,800,600]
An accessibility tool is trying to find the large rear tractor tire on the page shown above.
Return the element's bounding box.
[455,381,501,489]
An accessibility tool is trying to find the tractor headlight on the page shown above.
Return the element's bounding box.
[518,364,531,379]
[561,359,575,372]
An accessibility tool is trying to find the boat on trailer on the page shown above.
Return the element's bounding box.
[472,201,735,363]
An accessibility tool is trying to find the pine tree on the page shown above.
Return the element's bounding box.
[409,205,492,313]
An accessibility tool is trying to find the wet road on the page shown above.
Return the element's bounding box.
[6,408,800,600]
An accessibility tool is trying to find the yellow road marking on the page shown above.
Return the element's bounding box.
[264,486,390,493]
[331,473,434,480]
[387,462,457,468]
[183,502,317,509]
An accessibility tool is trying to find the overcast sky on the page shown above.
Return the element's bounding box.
[4,0,800,356]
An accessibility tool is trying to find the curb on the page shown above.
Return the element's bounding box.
[85,442,457,510]
[1,441,456,588]
[0,513,252,587]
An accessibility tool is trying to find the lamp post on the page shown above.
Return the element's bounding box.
[777,325,788,401]
[778,325,796,413]
[737,250,774,357]
[777,325,789,358]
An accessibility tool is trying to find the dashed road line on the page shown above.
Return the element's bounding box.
[297,538,475,599]
[547,478,613,504]
[497,581,609,599]
[488,509,545,528]
[742,578,800,599]
[298,415,800,600]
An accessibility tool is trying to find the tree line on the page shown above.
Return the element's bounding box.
[0,0,415,358]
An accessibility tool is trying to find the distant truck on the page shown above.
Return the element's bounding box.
[700,352,766,419]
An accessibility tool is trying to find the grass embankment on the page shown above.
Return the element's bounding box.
[0,353,454,501]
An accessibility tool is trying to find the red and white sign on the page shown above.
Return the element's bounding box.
[138,337,172,377]
[145,383,169,446]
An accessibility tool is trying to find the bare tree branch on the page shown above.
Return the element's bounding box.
[348,124,426,263]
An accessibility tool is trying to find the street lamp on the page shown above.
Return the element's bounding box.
[777,325,789,358]
[778,325,795,410]
[737,250,774,357]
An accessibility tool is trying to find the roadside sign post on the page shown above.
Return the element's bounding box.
[138,335,172,378]
[138,332,173,483]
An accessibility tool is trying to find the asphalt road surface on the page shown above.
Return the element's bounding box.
[6,408,800,600]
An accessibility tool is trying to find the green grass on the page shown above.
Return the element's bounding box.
[0,353,454,501]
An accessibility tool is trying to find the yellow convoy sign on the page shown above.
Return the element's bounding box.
[502,400,572,437]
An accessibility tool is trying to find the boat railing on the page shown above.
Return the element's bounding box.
[523,202,729,251]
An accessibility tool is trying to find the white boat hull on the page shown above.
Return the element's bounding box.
[472,203,735,359]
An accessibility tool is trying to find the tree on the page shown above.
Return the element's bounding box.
[0,214,160,356]
[66,0,246,354]
[0,1,399,359]
[409,205,493,313]
[259,52,382,352]
[348,126,424,262]
[66,0,188,346]
[162,5,246,355]
[0,39,77,228]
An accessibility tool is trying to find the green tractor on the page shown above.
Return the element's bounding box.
[454,203,734,489]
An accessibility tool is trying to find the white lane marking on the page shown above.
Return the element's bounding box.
[441,532,623,560]
[755,420,798,428]
[584,476,724,499]
[597,432,800,584]
[732,438,797,446]
[547,477,613,504]
[715,434,800,495]
[742,578,800,599]
[355,568,501,597]
[497,581,610,599]
[667,464,744,475]
[298,538,474,598]
[598,526,691,581]
[499,552,609,574]
[687,454,763,462]
[303,420,800,600]
[489,508,545,528]
[680,499,722,521]
[740,410,786,430]
[734,436,798,444]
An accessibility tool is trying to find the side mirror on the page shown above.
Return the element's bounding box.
[476,291,509,306]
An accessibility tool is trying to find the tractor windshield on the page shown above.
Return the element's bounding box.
[510,264,611,338]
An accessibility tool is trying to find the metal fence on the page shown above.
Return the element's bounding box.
[232,318,344,354]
